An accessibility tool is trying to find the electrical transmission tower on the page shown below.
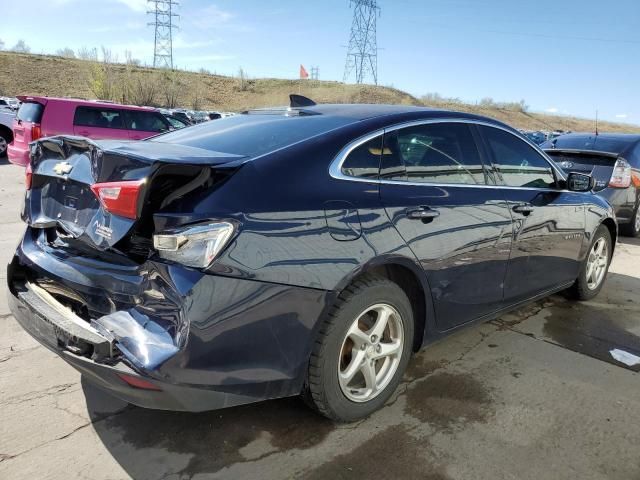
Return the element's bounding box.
[343,0,380,85]
[311,66,319,80]
[148,0,178,69]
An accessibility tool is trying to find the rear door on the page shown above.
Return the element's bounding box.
[478,125,585,302]
[123,110,170,140]
[73,106,129,140]
[379,121,514,331]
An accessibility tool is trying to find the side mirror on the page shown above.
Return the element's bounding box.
[566,172,594,192]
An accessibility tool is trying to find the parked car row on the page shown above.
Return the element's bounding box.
[520,129,570,145]
[7,96,618,421]
[6,97,237,165]
[0,96,21,112]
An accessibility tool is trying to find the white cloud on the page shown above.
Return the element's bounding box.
[116,0,148,12]
[615,114,628,119]
[546,107,558,113]
[191,5,235,29]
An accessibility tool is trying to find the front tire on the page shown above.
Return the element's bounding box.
[305,275,414,422]
[567,225,612,300]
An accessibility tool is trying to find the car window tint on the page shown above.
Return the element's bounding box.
[74,107,124,129]
[341,135,383,179]
[166,116,187,129]
[127,111,168,132]
[481,126,556,188]
[382,123,486,185]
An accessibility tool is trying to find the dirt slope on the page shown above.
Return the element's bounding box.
[0,51,637,133]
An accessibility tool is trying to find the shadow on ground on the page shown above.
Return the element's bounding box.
[83,273,640,479]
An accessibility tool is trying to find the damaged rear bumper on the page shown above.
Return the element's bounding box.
[8,279,259,411]
[7,227,331,412]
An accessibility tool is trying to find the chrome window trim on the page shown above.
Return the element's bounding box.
[329,117,569,191]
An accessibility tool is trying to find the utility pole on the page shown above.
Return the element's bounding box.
[148,0,178,69]
[343,0,380,85]
[311,66,320,80]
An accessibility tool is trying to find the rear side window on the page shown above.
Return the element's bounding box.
[382,122,487,185]
[17,102,44,123]
[74,107,125,129]
[480,126,556,188]
[126,110,169,133]
[152,114,353,158]
[341,135,383,179]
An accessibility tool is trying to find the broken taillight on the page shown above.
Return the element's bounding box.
[609,158,632,188]
[90,179,146,219]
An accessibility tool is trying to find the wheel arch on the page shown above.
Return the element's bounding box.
[0,123,13,143]
[601,217,617,253]
[332,256,434,351]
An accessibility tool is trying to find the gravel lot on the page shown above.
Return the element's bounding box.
[1,158,640,480]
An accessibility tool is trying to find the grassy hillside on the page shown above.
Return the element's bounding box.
[1,51,638,134]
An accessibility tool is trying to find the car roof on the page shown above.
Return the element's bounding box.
[542,132,640,156]
[247,103,511,129]
[16,95,156,112]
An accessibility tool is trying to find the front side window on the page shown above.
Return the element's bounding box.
[126,111,169,133]
[480,126,556,188]
[382,122,487,185]
[341,135,383,179]
[74,107,124,129]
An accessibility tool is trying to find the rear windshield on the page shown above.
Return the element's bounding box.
[150,114,353,158]
[17,102,44,123]
[546,151,618,168]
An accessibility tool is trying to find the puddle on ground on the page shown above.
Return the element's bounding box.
[542,302,640,372]
[96,396,335,477]
[303,425,451,480]
[404,356,449,382]
[404,372,493,429]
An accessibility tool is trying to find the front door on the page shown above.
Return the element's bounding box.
[379,121,514,331]
[476,125,585,303]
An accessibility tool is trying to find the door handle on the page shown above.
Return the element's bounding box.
[77,130,90,136]
[512,204,534,216]
[406,207,440,222]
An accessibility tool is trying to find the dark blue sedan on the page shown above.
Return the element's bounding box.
[8,99,616,421]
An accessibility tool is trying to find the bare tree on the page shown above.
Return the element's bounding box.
[11,40,30,53]
[161,70,183,108]
[88,47,119,101]
[77,46,98,61]
[56,47,76,59]
[236,67,249,92]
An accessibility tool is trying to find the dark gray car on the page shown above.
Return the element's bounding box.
[542,133,640,237]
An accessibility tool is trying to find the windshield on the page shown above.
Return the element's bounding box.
[151,114,354,158]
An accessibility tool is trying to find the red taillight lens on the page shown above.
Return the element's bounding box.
[25,163,33,190]
[609,158,632,188]
[31,124,41,141]
[117,373,162,391]
[90,179,145,219]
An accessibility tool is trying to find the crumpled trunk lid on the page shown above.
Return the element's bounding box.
[24,136,244,252]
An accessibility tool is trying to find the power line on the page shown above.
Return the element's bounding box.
[148,0,179,69]
[343,0,380,85]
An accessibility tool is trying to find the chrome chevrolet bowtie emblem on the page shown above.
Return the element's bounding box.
[53,162,73,175]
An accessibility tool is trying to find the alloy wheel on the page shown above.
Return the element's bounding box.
[634,207,640,234]
[586,238,608,290]
[0,136,7,156]
[338,303,404,403]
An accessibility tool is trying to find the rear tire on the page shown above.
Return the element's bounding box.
[0,131,9,158]
[567,225,612,301]
[305,275,414,422]
[620,202,640,237]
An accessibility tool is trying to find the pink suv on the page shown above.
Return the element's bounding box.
[8,96,173,166]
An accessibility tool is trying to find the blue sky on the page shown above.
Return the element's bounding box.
[2,0,639,123]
